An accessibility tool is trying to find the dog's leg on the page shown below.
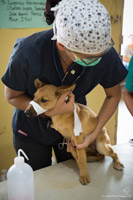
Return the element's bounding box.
[68,145,78,160]
[74,136,90,185]
[86,146,104,162]
[77,149,90,184]
[96,129,124,171]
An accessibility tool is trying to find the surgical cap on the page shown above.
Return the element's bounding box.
[51,0,111,54]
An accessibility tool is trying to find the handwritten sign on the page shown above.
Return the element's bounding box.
[0,0,52,28]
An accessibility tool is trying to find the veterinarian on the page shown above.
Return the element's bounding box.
[1,0,127,170]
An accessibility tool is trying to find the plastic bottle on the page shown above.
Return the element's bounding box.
[7,149,35,200]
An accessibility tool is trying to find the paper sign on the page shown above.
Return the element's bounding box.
[0,0,52,28]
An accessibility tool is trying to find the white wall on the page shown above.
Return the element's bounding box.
[121,0,133,55]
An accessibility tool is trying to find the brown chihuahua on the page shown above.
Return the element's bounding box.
[25,79,124,185]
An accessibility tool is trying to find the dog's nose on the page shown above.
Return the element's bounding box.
[24,110,32,117]
[24,109,37,118]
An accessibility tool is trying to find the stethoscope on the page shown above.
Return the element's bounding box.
[52,41,85,85]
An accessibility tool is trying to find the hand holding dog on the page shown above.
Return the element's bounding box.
[45,91,75,117]
[76,130,98,149]
[67,130,98,150]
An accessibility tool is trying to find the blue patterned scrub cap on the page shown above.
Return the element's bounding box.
[51,0,111,54]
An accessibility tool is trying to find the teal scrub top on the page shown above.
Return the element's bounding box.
[125,55,133,92]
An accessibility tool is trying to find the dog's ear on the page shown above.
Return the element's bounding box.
[55,84,76,96]
[34,78,44,89]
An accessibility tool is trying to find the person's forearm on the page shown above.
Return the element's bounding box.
[76,95,120,149]
[7,94,31,111]
[124,90,133,116]
[5,86,32,111]
[94,95,120,136]
[76,85,121,149]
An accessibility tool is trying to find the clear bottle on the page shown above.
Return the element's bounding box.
[7,149,34,200]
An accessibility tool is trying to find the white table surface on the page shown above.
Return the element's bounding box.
[0,143,133,200]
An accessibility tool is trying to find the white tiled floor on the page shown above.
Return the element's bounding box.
[117,100,133,144]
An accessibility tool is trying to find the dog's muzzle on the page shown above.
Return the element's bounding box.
[25,101,47,117]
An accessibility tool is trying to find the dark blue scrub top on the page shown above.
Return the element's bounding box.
[1,29,128,145]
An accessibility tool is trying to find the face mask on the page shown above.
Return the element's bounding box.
[74,56,101,67]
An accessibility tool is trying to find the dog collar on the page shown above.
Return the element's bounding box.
[73,103,82,136]
[30,101,47,115]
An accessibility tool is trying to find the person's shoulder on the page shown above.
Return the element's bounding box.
[14,29,53,51]
[102,47,119,61]
[101,47,127,71]
[11,29,53,58]
[25,29,53,43]
[109,47,118,55]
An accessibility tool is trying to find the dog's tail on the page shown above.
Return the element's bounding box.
[86,147,104,162]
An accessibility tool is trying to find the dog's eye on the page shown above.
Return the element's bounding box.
[40,98,47,103]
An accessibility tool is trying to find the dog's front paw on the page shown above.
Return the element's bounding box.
[80,173,90,185]
[113,161,124,171]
